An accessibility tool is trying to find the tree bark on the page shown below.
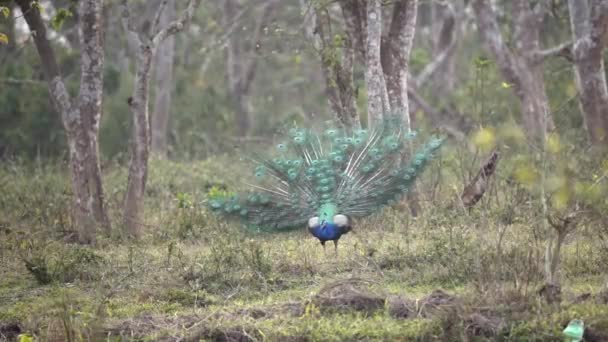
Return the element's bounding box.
[473,0,555,138]
[364,0,390,127]
[124,47,153,238]
[16,0,109,244]
[151,0,176,156]
[79,0,112,235]
[121,0,201,239]
[568,0,608,146]
[312,4,360,131]
[382,0,418,130]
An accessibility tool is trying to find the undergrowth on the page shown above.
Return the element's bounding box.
[1,155,608,341]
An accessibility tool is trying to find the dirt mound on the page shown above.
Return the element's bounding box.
[386,295,416,318]
[418,289,461,318]
[465,311,505,338]
[312,278,385,314]
[184,327,255,342]
[0,322,22,341]
[104,314,203,340]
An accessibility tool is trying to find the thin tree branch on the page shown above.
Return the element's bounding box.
[240,0,278,94]
[413,37,457,88]
[198,6,249,75]
[15,0,72,116]
[531,41,573,63]
[150,0,169,38]
[407,85,466,140]
[0,78,47,85]
[472,0,520,88]
[152,0,201,48]
[199,5,249,55]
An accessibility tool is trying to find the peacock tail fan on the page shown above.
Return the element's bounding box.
[206,114,444,233]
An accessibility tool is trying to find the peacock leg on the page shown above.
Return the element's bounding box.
[333,240,338,255]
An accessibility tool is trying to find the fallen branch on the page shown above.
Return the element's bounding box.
[461,149,500,208]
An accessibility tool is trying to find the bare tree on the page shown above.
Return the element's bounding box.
[16,0,110,244]
[121,0,201,238]
[223,0,278,137]
[568,0,608,147]
[151,0,177,157]
[473,0,560,137]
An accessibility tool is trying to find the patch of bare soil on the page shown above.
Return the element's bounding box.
[312,278,385,314]
[0,322,22,342]
[103,314,204,340]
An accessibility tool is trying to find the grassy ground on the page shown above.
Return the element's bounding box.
[1,157,608,341]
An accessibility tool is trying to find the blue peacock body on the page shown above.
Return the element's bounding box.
[207,116,443,251]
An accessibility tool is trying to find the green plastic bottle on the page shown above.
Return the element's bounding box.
[563,319,584,342]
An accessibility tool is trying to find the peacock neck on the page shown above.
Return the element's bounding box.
[318,202,337,224]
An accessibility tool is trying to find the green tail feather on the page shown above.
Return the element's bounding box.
[207,116,444,232]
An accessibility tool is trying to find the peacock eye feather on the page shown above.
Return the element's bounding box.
[325,129,338,137]
[354,129,368,137]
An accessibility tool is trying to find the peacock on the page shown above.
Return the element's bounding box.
[206,115,444,252]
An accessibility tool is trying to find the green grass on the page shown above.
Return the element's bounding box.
[1,157,608,341]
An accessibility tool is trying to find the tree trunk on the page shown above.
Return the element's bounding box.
[16,0,108,244]
[382,0,417,129]
[473,0,555,138]
[568,0,608,146]
[519,65,554,136]
[121,0,201,239]
[151,0,176,156]
[124,47,153,239]
[364,0,390,127]
[234,91,251,137]
[313,4,360,131]
[380,0,419,215]
[79,0,111,235]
